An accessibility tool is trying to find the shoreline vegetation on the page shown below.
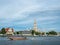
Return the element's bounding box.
[0,34,60,37]
[0,28,60,37]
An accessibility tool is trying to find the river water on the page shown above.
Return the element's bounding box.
[0,37,60,45]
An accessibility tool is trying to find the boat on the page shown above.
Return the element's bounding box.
[8,37,27,40]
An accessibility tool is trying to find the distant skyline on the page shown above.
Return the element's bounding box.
[0,0,60,32]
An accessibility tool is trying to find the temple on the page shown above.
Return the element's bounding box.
[33,19,38,32]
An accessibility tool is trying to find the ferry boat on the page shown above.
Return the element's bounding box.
[8,37,27,40]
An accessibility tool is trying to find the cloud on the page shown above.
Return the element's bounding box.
[0,0,60,31]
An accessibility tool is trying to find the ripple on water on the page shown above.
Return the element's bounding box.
[0,37,60,45]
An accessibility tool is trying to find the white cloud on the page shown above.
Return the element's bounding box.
[0,0,60,31]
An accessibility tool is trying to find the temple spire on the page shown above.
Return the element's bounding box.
[33,19,38,32]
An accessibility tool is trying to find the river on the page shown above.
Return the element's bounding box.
[0,37,60,45]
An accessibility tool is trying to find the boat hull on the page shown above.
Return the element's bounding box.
[8,37,26,40]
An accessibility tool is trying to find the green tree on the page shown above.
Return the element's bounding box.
[16,32,19,34]
[31,30,35,36]
[35,32,40,35]
[46,32,49,35]
[48,31,57,35]
[1,28,6,34]
[0,31,1,34]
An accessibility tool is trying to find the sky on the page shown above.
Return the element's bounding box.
[0,0,60,32]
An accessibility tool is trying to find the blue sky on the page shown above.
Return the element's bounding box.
[0,0,60,32]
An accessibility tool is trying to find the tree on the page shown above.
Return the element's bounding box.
[46,32,49,35]
[0,31,1,34]
[16,32,19,34]
[1,28,6,34]
[48,31,57,35]
[31,30,35,36]
[35,32,40,35]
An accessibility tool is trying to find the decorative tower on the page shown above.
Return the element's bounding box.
[33,19,38,32]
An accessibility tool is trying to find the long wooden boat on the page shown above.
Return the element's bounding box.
[8,37,27,40]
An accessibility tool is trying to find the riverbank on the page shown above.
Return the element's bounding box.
[0,35,60,37]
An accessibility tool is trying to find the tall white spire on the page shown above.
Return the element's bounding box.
[33,19,38,32]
